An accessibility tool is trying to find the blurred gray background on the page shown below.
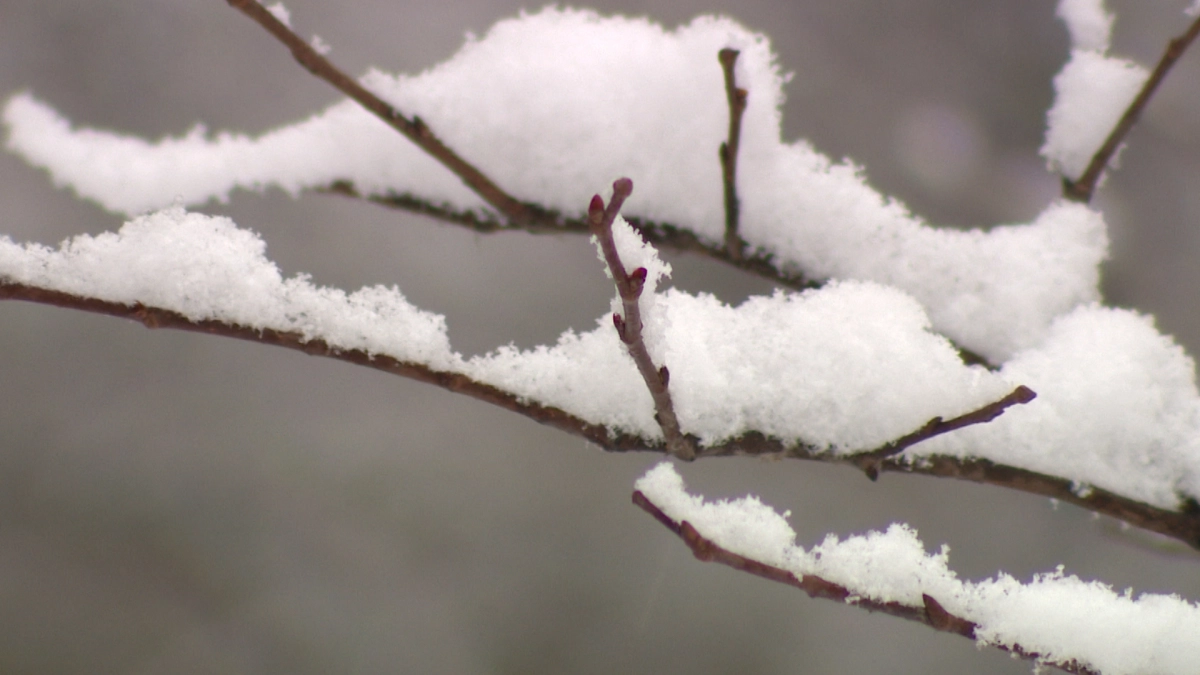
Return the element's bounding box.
[2,1,1199,673]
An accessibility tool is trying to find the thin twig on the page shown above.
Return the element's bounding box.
[1063,12,1200,203]
[632,490,1099,675]
[850,384,1037,480]
[224,0,544,226]
[588,178,697,461]
[717,48,748,260]
[3,281,1198,548]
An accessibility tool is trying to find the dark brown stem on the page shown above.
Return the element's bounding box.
[1063,13,1200,203]
[224,0,542,226]
[0,281,644,452]
[717,48,748,260]
[851,385,1037,480]
[588,179,696,461]
[3,281,1197,548]
[632,490,1099,675]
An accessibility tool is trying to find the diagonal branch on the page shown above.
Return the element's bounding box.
[2,280,1197,548]
[1063,12,1200,203]
[224,0,546,226]
[849,384,1037,480]
[588,178,697,461]
[632,490,1100,675]
[717,48,748,260]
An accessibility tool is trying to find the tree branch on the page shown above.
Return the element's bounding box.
[224,0,548,226]
[849,384,1037,480]
[1063,12,1200,203]
[588,178,697,461]
[632,490,1101,675]
[718,48,748,261]
[5,279,1197,549]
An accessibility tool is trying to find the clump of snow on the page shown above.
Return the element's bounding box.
[471,279,1015,449]
[1042,0,1147,181]
[265,2,291,28]
[0,207,460,370]
[1042,51,1147,180]
[636,462,1200,675]
[3,7,1112,361]
[1056,0,1113,52]
[920,305,1200,509]
[310,34,332,56]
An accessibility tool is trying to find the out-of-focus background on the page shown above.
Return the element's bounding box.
[1,1,1199,673]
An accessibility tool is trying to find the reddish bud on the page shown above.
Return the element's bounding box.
[588,194,605,217]
[612,313,625,339]
[612,177,633,198]
[629,267,647,295]
[659,366,669,387]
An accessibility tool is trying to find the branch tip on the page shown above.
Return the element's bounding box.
[587,194,605,220]
[613,177,634,198]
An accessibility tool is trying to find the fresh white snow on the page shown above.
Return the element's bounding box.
[4,7,1110,363]
[636,462,1200,675]
[2,1,1199,670]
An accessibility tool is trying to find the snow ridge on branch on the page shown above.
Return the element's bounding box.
[635,463,1200,675]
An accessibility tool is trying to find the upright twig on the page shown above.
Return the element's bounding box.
[1063,12,1200,203]
[588,178,697,461]
[224,0,541,226]
[632,490,1099,675]
[718,48,748,260]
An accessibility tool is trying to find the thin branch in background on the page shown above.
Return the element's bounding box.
[717,48,748,260]
[224,0,547,227]
[2,279,1198,547]
[631,490,1100,675]
[588,178,697,461]
[850,384,1037,480]
[1063,12,1200,203]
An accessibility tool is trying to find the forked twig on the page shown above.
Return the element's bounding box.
[851,385,1037,480]
[588,179,697,461]
[632,490,1099,675]
[1063,12,1200,203]
[717,48,748,260]
[224,0,542,226]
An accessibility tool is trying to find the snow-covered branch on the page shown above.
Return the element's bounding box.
[1061,10,1200,202]
[5,1,1200,672]
[223,0,541,227]
[635,463,1200,675]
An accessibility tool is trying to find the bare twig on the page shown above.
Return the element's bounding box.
[851,385,1037,480]
[632,490,1099,675]
[1063,13,1200,203]
[717,48,748,260]
[588,178,697,461]
[3,281,1198,548]
[224,0,545,226]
